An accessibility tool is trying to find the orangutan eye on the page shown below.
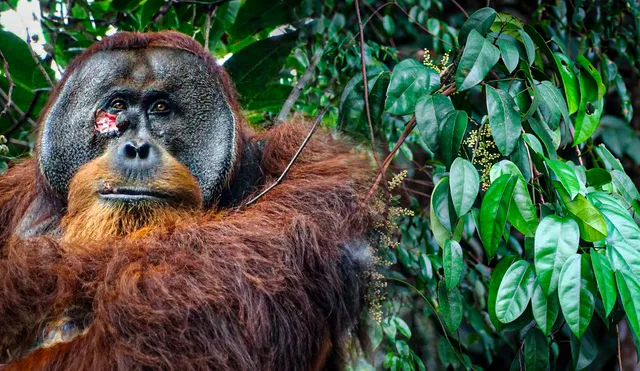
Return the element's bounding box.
[109,98,127,111]
[150,101,170,114]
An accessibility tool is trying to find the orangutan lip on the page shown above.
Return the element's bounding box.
[99,187,170,202]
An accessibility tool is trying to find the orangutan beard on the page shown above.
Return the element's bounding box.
[60,153,203,250]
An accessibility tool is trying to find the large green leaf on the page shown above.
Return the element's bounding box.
[558,254,596,339]
[431,177,457,234]
[339,72,389,137]
[489,161,538,236]
[479,174,518,260]
[456,30,500,91]
[449,158,480,217]
[385,59,440,115]
[590,249,616,318]
[552,52,579,114]
[458,7,497,45]
[555,185,607,242]
[528,115,560,159]
[524,328,550,371]
[573,69,604,146]
[616,271,640,352]
[508,177,538,237]
[517,29,535,66]
[510,137,532,182]
[545,159,581,200]
[438,283,463,333]
[489,256,518,330]
[538,81,571,131]
[0,30,52,90]
[415,94,455,152]
[443,239,464,290]
[534,215,579,295]
[497,38,519,73]
[531,282,559,336]
[496,260,536,323]
[610,169,640,206]
[225,31,299,103]
[486,86,522,156]
[439,110,468,167]
[594,144,625,172]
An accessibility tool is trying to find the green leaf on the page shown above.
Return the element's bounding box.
[508,177,538,237]
[524,328,550,371]
[611,170,640,205]
[552,52,579,114]
[616,271,640,352]
[510,137,532,182]
[497,38,519,73]
[382,15,396,35]
[439,110,468,167]
[489,256,518,330]
[555,184,607,242]
[419,254,433,281]
[532,282,560,336]
[486,86,522,155]
[385,59,440,115]
[570,324,599,370]
[458,7,497,45]
[528,115,560,158]
[339,72,389,137]
[576,56,606,99]
[0,30,52,90]
[558,254,596,339]
[415,94,455,152]
[594,144,624,172]
[479,174,518,260]
[225,31,299,103]
[573,69,604,146]
[590,250,616,318]
[443,239,464,290]
[456,30,500,91]
[597,204,640,280]
[449,158,480,217]
[496,260,536,323]
[538,81,571,131]
[393,317,412,339]
[395,340,410,359]
[545,159,581,200]
[523,25,563,89]
[431,177,457,234]
[438,283,463,333]
[489,159,523,181]
[520,62,541,122]
[585,168,611,188]
[517,29,535,66]
[534,215,580,295]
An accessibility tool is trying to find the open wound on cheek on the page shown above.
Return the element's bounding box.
[95,109,119,135]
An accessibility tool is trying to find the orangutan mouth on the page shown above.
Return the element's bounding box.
[98,185,171,203]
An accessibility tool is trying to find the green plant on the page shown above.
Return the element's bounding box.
[1,1,640,370]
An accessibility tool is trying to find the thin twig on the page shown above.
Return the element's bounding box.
[617,324,623,371]
[0,51,14,119]
[203,5,217,52]
[277,45,325,123]
[366,117,417,201]
[348,1,395,45]
[152,0,174,23]
[355,0,383,175]
[245,107,328,206]
[26,30,54,87]
[0,89,38,129]
[451,0,469,18]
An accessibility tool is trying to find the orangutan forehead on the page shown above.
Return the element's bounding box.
[74,48,214,90]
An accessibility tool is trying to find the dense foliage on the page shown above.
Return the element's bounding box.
[1,0,640,370]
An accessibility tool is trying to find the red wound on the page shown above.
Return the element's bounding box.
[95,109,118,134]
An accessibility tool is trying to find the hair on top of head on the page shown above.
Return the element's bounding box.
[45,31,241,117]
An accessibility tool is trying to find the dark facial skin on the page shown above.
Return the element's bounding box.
[39,48,237,206]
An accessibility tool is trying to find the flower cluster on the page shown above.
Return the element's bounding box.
[464,125,501,190]
[423,49,450,74]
